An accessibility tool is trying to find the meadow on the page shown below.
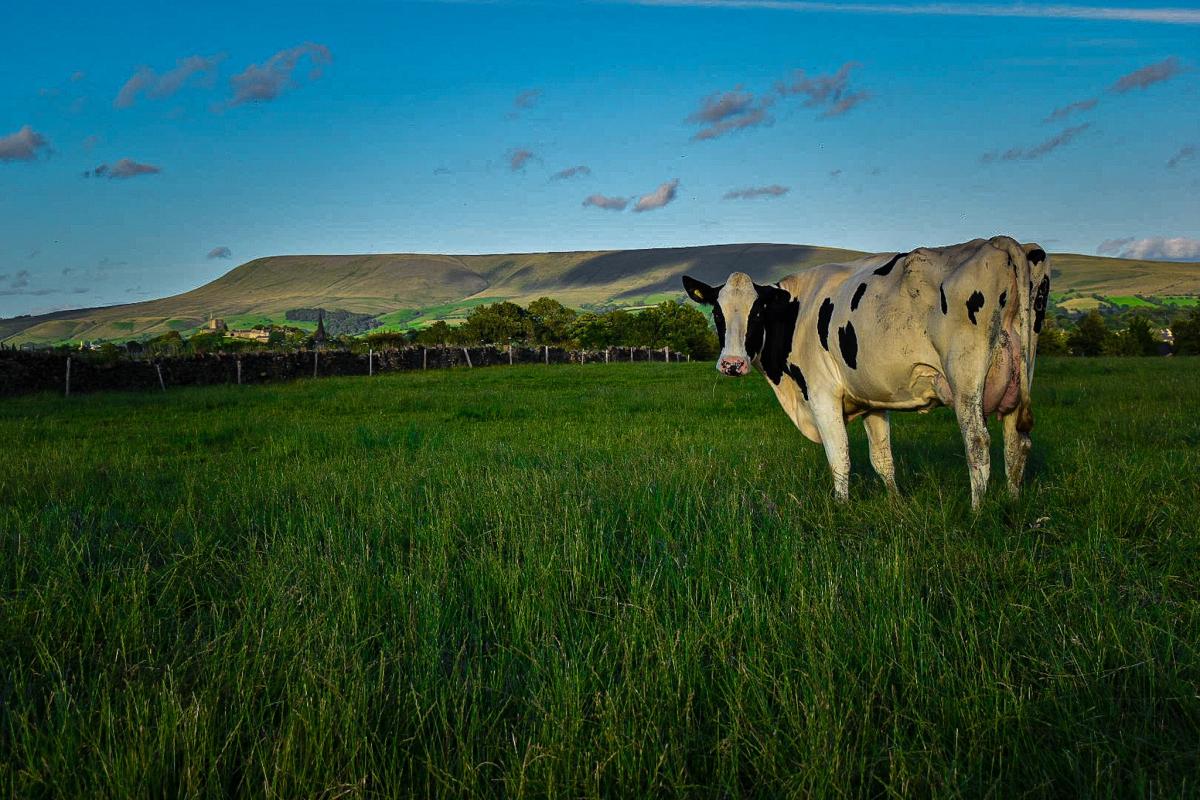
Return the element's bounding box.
[2,358,1198,798]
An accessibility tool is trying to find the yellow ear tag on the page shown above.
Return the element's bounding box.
[691,290,703,301]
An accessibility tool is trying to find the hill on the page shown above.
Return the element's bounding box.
[3,243,1199,345]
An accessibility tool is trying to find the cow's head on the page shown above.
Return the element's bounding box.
[682,272,792,377]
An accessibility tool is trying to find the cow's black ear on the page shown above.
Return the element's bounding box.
[755,283,792,310]
[682,275,720,305]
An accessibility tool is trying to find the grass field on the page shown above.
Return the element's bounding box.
[2,359,1199,797]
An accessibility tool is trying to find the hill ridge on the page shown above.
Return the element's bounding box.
[3,243,1198,345]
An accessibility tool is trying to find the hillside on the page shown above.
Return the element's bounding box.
[3,243,1199,345]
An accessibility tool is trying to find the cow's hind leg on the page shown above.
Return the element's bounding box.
[812,396,851,502]
[1001,411,1032,498]
[954,392,991,510]
[863,411,898,494]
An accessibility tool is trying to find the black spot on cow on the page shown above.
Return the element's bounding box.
[755,284,801,385]
[1027,248,1046,266]
[784,362,809,400]
[999,290,1007,308]
[939,284,948,315]
[851,282,868,311]
[1033,275,1050,333]
[873,252,907,276]
[837,321,858,369]
[966,291,985,325]
[817,297,834,350]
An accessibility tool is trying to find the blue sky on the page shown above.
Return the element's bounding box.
[1,0,1198,316]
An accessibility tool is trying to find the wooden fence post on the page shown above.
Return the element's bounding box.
[423,348,428,370]
[463,347,473,368]
[605,347,609,364]
[237,359,242,385]
[544,345,549,365]
[64,357,71,397]
[368,348,374,376]
[155,363,166,392]
[312,350,318,378]
[664,346,669,362]
[630,346,634,362]
[508,345,513,365]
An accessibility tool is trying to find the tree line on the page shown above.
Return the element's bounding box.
[1039,308,1200,356]
[366,298,721,359]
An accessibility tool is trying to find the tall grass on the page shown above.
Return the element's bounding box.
[2,358,1198,798]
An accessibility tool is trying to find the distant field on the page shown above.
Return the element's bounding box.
[1106,295,1158,308]
[2,359,1198,797]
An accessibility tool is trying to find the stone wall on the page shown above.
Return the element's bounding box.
[0,345,689,397]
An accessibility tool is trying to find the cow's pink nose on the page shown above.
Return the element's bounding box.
[719,356,748,376]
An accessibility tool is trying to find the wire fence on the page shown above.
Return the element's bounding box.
[0,344,692,397]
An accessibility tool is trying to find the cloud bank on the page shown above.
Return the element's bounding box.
[115,54,224,108]
[724,184,789,199]
[583,193,629,211]
[83,158,162,179]
[228,43,332,107]
[981,123,1091,162]
[1109,56,1185,93]
[552,165,592,180]
[207,246,232,259]
[1166,145,1195,168]
[508,148,535,171]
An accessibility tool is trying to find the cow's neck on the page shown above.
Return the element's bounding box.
[756,298,801,386]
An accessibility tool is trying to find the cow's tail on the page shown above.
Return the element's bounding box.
[989,235,1036,433]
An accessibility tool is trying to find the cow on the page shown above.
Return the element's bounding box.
[682,236,1050,509]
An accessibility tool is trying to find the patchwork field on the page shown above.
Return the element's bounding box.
[2,359,1199,797]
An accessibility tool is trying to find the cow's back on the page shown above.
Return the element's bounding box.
[782,238,1026,411]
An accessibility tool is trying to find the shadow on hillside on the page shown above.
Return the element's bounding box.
[558,244,827,298]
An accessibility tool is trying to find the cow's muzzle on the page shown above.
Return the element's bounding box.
[718,355,750,377]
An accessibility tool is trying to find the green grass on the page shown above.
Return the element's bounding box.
[1106,295,1157,308]
[2,359,1198,797]
[1160,296,1200,308]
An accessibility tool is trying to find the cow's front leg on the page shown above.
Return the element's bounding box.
[812,395,851,502]
[954,393,991,509]
[863,411,898,494]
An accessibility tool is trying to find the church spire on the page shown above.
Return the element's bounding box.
[314,309,327,347]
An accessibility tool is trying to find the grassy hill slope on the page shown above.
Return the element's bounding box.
[3,243,1198,344]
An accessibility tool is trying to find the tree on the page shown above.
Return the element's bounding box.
[1067,310,1110,356]
[632,301,720,359]
[459,301,532,344]
[1172,308,1200,355]
[1124,314,1160,356]
[570,312,610,349]
[1037,315,1070,355]
[412,320,455,345]
[527,297,578,345]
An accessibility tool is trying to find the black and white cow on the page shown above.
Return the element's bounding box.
[683,236,1050,509]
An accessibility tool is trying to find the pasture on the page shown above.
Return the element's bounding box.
[2,359,1198,797]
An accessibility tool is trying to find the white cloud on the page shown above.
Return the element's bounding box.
[618,2,1200,25]
[0,125,50,162]
[1098,237,1200,261]
[633,179,680,212]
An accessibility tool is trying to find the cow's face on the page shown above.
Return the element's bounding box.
[683,272,789,377]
